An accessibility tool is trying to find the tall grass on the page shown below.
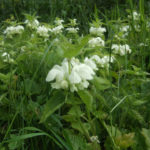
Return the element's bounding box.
[1,0,149,33]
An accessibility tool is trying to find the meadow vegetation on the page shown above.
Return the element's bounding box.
[0,0,150,150]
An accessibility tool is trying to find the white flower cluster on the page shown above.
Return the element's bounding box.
[89,25,106,49]
[90,136,100,143]
[112,44,131,56]
[88,37,105,48]
[89,26,106,36]
[66,27,79,33]
[66,18,79,34]
[49,18,64,35]
[91,55,114,68]
[46,57,97,92]
[146,21,150,29]
[37,26,50,37]
[54,19,64,26]
[139,42,148,47]
[46,54,115,92]
[120,25,130,37]
[4,25,24,38]
[120,25,130,32]
[134,24,141,32]
[36,18,64,37]
[25,19,39,29]
[51,25,64,35]
[1,52,14,63]
[70,19,77,26]
[128,11,141,21]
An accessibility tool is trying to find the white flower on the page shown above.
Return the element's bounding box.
[91,55,114,68]
[51,25,64,34]
[69,70,82,84]
[4,25,24,38]
[70,84,78,92]
[88,37,105,48]
[146,21,150,28]
[25,19,39,29]
[66,27,79,33]
[133,11,140,20]
[112,44,131,56]
[70,19,77,26]
[21,46,26,52]
[78,80,89,90]
[54,19,64,25]
[72,64,95,80]
[128,11,140,21]
[60,80,69,89]
[90,136,100,143]
[91,55,101,63]
[114,35,119,39]
[70,57,80,67]
[120,25,130,32]
[46,57,96,92]
[37,26,49,37]
[1,52,14,63]
[46,65,64,82]
[2,52,9,57]
[53,38,59,44]
[134,24,141,32]
[139,43,147,47]
[100,56,114,67]
[90,26,106,36]
[112,44,120,52]
[120,25,130,37]
[84,57,98,70]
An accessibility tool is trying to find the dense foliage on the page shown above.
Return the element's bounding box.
[1,0,150,33]
[0,1,150,150]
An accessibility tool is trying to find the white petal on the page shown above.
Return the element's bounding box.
[78,80,89,90]
[70,84,78,92]
[77,64,95,80]
[69,70,81,84]
[46,65,63,82]
[84,57,97,70]
[51,82,61,89]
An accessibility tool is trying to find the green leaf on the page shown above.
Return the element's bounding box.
[40,91,66,122]
[0,73,11,83]
[141,128,150,150]
[68,105,83,117]
[78,90,93,111]
[49,129,72,150]
[92,76,111,91]
[24,79,41,95]
[63,129,87,150]
[63,36,89,58]
[7,133,46,142]
[71,122,90,134]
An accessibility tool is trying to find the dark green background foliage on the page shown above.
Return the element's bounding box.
[1,0,150,32]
